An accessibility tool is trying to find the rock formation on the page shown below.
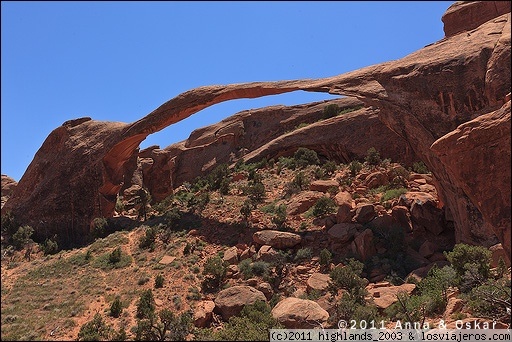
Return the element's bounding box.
[2,1,510,261]
[1,175,17,209]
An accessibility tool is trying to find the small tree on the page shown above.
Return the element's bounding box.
[202,255,226,291]
[12,225,34,250]
[322,103,340,119]
[109,247,122,264]
[445,243,491,291]
[319,248,333,269]
[312,196,337,217]
[137,289,156,319]
[365,147,381,166]
[110,296,123,318]
[78,313,113,341]
[155,274,165,289]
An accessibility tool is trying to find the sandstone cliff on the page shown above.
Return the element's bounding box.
[2,1,510,259]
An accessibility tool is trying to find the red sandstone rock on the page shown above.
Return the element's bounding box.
[2,2,509,257]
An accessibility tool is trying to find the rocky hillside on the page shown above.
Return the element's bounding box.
[2,151,510,340]
[1,1,511,340]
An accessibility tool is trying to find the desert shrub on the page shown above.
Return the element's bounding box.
[207,163,231,192]
[240,199,254,221]
[202,255,226,291]
[319,248,333,268]
[109,247,122,264]
[133,309,192,341]
[293,147,320,168]
[467,277,511,321]
[365,147,381,166]
[335,291,378,324]
[322,103,340,119]
[322,160,338,176]
[1,211,19,235]
[245,182,266,203]
[238,259,253,279]
[330,259,368,301]
[136,289,156,319]
[251,261,271,277]
[78,313,113,341]
[277,156,297,170]
[412,161,429,174]
[312,196,337,217]
[155,274,165,288]
[271,204,287,229]
[110,296,123,318]
[196,300,282,341]
[187,287,201,301]
[381,187,408,202]
[91,217,109,239]
[294,247,312,262]
[188,191,210,212]
[445,243,491,291]
[12,225,33,250]
[41,235,59,255]
[139,226,157,250]
[349,160,363,176]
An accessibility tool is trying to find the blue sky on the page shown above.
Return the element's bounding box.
[1,1,453,181]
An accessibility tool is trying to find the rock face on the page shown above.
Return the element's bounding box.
[1,175,17,209]
[214,285,267,320]
[2,1,510,259]
[271,297,329,328]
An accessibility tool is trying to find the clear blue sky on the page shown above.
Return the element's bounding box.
[1,1,453,181]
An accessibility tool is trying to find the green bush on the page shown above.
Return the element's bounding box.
[136,289,156,319]
[294,148,320,168]
[445,243,491,291]
[329,259,368,301]
[412,161,429,174]
[109,247,122,264]
[78,313,113,341]
[365,147,381,166]
[155,274,165,288]
[202,255,226,291]
[271,204,287,229]
[246,182,266,203]
[238,259,253,279]
[294,247,312,262]
[133,309,192,341]
[467,277,511,320]
[92,217,108,239]
[312,196,337,217]
[322,104,340,119]
[207,163,231,192]
[381,188,408,202]
[240,199,254,220]
[41,236,59,255]
[12,225,33,250]
[319,248,332,268]
[110,296,123,318]
[139,226,157,250]
[251,261,271,277]
[196,300,282,341]
[349,160,363,177]
[322,161,338,176]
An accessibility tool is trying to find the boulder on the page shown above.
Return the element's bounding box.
[256,245,280,263]
[306,273,331,294]
[353,229,376,261]
[223,246,239,265]
[193,300,215,328]
[354,203,376,224]
[253,230,301,249]
[327,223,361,243]
[309,180,339,193]
[364,171,389,189]
[214,286,267,320]
[366,283,416,309]
[271,297,329,328]
[286,191,325,215]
